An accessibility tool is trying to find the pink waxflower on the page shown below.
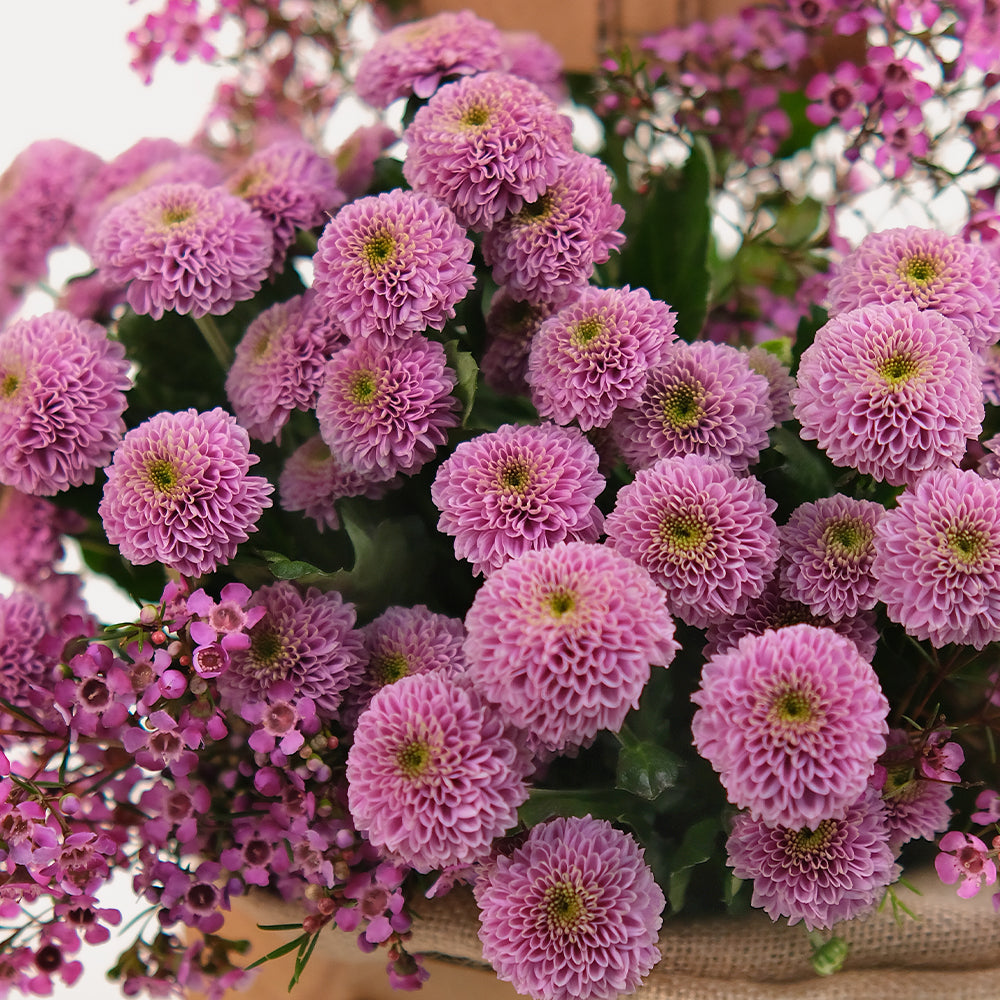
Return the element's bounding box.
[935,831,998,898]
[804,62,874,130]
[186,581,265,651]
[475,815,664,1000]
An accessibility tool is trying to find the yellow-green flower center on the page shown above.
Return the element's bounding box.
[543,881,589,933]
[545,588,576,618]
[772,689,814,724]
[460,102,492,128]
[944,523,989,566]
[660,381,705,431]
[498,460,532,493]
[361,230,397,271]
[348,370,379,406]
[788,819,836,855]
[0,372,19,398]
[878,351,919,387]
[250,628,286,669]
[396,738,433,779]
[373,651,409,686]
[823,517,873,559]
[518,192,554,223]
[162,204,194,226]
[660,512,711,554]
[147,458,180,495]
[571,316,605,347]
[899,253,941,286]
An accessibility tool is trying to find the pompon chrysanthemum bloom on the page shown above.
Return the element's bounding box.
[481,288,565,397]
[779,495,885,622]
[316,335,459,480]
[431,423,605,577]
[610,340,773,474]
[482,152,625,302]
[0,311,131,496]
[312,189,475,346]
[218,582,363,720]
[278,434,394,533]
[402,71,573,232]
[226,140,345,273]
[0,487,83,585]
[792,302,983,487]
[355,10,506,108]
[345,672,528,872]
[0,590,60,708]
[726,787,896,931]
[873,466,1000,648]
[463,542,679,753]
[93,182,273,320]
[225,293,346,443]
[827,226,1000,355]
[475,815,664,1000]
[500,30,566,102]
[743,345,795,423]
[605,456,779,628]
[527,286,678,431]
[99,407,273,578]
[692,624,889,829]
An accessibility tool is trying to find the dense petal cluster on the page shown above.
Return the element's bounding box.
[692,625,889,828]
[464,542,679,752]
[312,189,475,345]
[431,422,605,577]
[475,815,664,1000]
[0,590,59,707]
[743,346,795,423]
[93,182,273,319]
[793,302,983,486]
[873,467,1000,648]
[403,71,573,231]
[99,407,273,578]
[346,672,528,872]
[0,311,131,495]
[0,488,83,585]
[606,456,779,628]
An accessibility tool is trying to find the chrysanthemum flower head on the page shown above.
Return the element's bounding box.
[316,335,460,480]
[403,71,573,231]
[475,815,664,1000]
[355,10,507,108]
[606,455,779,628]
[431,423,606,577]
[346,672,528,872]
[726,787,896,930]
[793,302,983,486]
[463,541,679,753]
[99,407,273,578]
[500,30,566,101]
[312,189,475,346]
[743,345,795,423]
[527,285,678,431]
[92,181,273,320]
[611,340,774,473]
[873,466,1000,648]
[0,590,60,708]
[827,226,1000,355]
[692,624,889,829]
[0,311,131,496]
[0,487,83,586]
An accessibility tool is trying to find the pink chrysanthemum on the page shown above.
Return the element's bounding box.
[218,582,363,719]
[312,189,475,346]
[316,335,459,480]
[402,71,572,231]
[226,140,345,273]
[92,181,273,320]
[463,542,679,753]
[611,340,774,474]
[355,10,507,108]
[333,123,399,202]
[779,495,884,622]
[431,423,605,577]
[873,466,1000,648]
[346,672,528,872]
[605,455,779,628]
[726,788,896,931]
[475,815,664,1000]
[500,30,566,102]
[0,488,83,585]
[527,286,678,431]
[692,624,889,828]
[743,346,795,423]
[225,293,346,443]
[99,407,273,578]
[793,302,983,487]
[0,311,131,496]
[827,226,1000,355]
[0,590,60,708]
[482,152,625,302]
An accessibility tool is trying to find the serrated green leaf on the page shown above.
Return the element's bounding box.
[615,739,681,800]
[443,339,479,426]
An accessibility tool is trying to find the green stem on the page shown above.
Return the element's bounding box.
[193,314,233,369]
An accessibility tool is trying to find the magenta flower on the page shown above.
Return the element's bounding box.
[475,815,664,1000]
[500,30,565,101]
[316,335,460,480]
[0,311,131,496]
[464,542,679,753]
[99,407,273,578]
[692,624,889,828]
[312,189,475,346]
[431,422,605,577]
[92,181,273,319]
[0,488,84,586]
[793,302,983,486]
[346,672,528,872]
[611,340,774,473]
[873,467,1000,648]
[743,345,795,423]
[403,71,572,231]
[936,831,998,899]
[0,590,60,708]
[606,455,779,628]
[727,788,896,930]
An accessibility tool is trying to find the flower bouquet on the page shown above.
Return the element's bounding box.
[2,1,1000,997]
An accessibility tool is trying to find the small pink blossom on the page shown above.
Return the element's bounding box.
[935,831,997,898]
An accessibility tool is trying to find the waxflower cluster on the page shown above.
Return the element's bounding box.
[1,2,1000,999]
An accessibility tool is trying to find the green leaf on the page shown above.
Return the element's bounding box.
[290,931,321,990]
[517,788,634,828]
[257,550,328,582]
[443,339,479,426]
[615,736,681,800]
[776,89,824,161]
[668,817,721,912]
[245,933,309,970]
[809,934,850,977]
[768,424,837,506]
